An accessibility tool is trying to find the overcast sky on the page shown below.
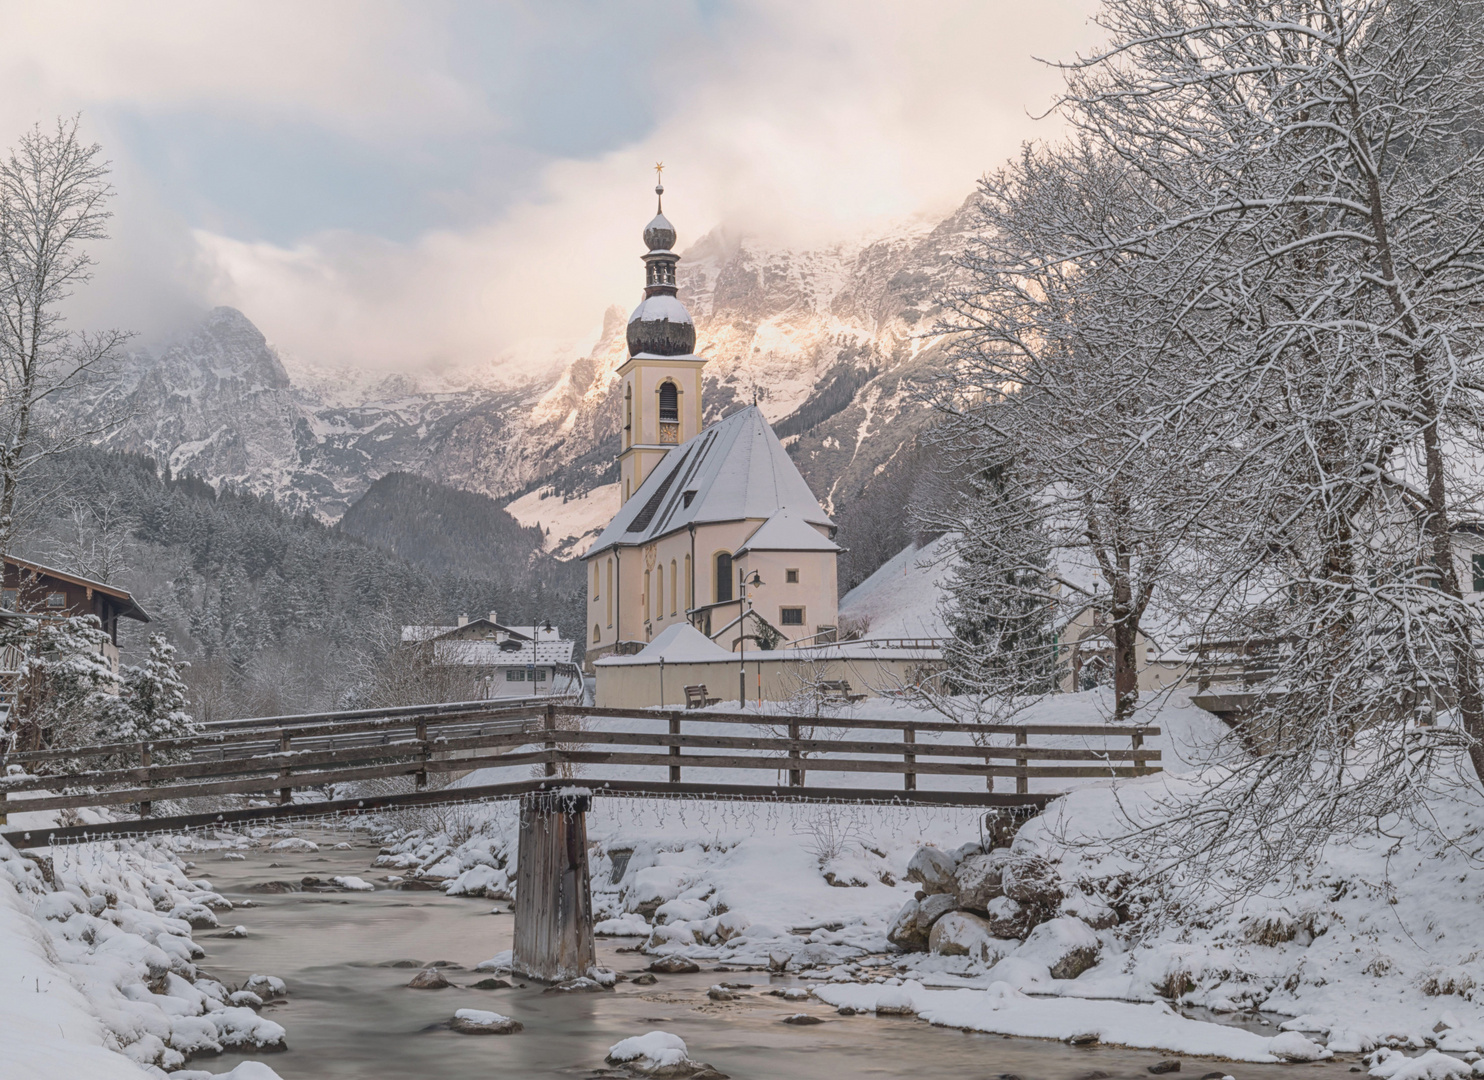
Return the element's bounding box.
[4,1,1102,381]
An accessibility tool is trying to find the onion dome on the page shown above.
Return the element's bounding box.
[627,169,696,356]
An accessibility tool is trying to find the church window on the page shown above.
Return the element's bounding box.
[593,562,600,597]
[656,571,663,618]
[670,560,677,615]
[644,569,650,612]
[780,607,805,626]
[785,568,799,584]
[593,623,601,644]
[624,384,632,431]
[684,554,692,607]
[659,381,679,422]
[606,559,613,626]
[715,553,733,603]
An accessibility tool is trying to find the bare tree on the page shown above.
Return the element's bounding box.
[0,117,128,559]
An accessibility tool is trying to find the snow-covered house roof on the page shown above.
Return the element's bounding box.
[585,405,833,557]
[735,510,839,554]
[433,639,576,666]
[595,623,734,666]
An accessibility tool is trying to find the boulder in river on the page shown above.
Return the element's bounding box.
[606,1030,728,1078]
[1019,916,1101,980]
[648,955,701,974]
[407,968,452,989]
[449,1008,522,1035]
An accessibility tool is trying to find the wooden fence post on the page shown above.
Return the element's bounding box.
[668,712,681,783]
[278,731,292,805]
[415,719,429,789]
[139,743,153,817]
[1131,728,1145,771]
[1015,729,1029,797]
[512,790,595,982]
[903,725,916,791]
[787,720,802,787]
[543,703,557,778]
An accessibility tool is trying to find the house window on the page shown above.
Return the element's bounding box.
[1,590,15,609]
[785,568,799,584]
[1474,554,1484,593]
[715,553,733,603]
[46,592,65,609]
[534,668,547,682]
[506,669,526,682]
[780,607,805,626]
[659,381,679,422]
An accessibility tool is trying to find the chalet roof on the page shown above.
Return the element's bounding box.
[736,510,840,554]
[586,406,833,557]
[400,618,539,643]
[6,555,150,623]
[431,639,576,666]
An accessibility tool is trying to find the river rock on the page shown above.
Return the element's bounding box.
[470,978,511,990]
[544,977,607,993]
[982,895,1031,939]
[407,968,451,989]
[782,1013,824,1025]
[633,973,659,985]
[606,1030,729,1078]
[906,847,959,895]
[928,912,1013,965]
[449,1008,522,1035]
[1002,855,1063,911]
[648,955,701,974]
[1148,1060,1181,1074]
[954,852,1010,913]
[244,974,287,999]
[707,986,740,1001]
[1020,917,1101,980]
[168,903,220,930]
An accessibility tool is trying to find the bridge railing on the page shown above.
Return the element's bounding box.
[0,703,1159,833]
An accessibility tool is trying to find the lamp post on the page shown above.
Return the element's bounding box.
[738,568,763,707]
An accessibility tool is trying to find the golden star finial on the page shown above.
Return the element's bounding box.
[654,161,665,182]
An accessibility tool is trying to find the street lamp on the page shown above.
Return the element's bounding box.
[738,568,764,707]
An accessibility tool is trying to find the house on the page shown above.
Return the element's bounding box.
[399,615,579,699]
[0,555,150,674]
[584,180,841,665]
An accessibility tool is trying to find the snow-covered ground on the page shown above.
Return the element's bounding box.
[505,482,621,558]
[837,534,953,639]
[0,831,291,1080]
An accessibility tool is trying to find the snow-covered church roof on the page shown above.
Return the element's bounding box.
[736,509,839,554]
[585,405,834,556]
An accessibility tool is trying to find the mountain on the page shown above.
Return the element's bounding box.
[80,197,974,587]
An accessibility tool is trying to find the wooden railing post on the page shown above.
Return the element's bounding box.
[278,731,292,805]
[543,703,557,778]
[1131,727,1145,771]
[415,719,429,789]
[1015,729,1029,796]
[903,725,916,791]
[139,743,153,817]
[787,720,802,787]
[668,712,681,783]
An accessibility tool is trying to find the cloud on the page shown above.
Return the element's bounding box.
[4,0,1102,379]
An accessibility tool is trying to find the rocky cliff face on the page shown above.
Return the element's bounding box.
[82,197,973,569]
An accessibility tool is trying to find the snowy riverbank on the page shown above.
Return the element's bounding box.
[0,832,290,1080]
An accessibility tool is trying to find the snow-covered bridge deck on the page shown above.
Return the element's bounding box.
[0,700,1159,849]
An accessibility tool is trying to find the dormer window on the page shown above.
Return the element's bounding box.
[682,490,696,508]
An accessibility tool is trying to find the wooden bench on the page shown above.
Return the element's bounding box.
[684,684,721,709]
[820,679,867,704]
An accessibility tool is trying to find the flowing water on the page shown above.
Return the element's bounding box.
[192,830,1353,1079]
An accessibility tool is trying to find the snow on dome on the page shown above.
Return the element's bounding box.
[627,293,696,357]
[644,212,677,252]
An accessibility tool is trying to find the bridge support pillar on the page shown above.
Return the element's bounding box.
[512,790,594,983]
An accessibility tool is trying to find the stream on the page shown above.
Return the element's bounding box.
[191,829,1355,1079]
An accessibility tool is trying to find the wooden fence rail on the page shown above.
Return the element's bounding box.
[0,703,1159,834]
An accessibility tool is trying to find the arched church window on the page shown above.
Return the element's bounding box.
[593,623,601,644]
[624,384,633,431]
[715,552,733,603]
[659,381,679,423]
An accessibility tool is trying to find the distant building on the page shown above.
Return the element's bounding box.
[583,179,841,665]
[399,615,579,699]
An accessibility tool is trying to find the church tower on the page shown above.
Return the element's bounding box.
[617,168,706,505]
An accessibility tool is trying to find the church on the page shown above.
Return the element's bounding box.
[583,178,842,664]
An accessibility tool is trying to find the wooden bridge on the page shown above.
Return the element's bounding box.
[0,699,1158,982]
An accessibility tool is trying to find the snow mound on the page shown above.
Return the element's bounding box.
[607,1030,691,1068]
[267,838,317,853]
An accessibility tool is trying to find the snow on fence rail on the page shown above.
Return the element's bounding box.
[0,702,1159,843]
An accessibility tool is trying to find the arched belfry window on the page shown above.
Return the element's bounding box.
[624,383,633,430]
[659,381,679,423]
[715,552,733,603]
